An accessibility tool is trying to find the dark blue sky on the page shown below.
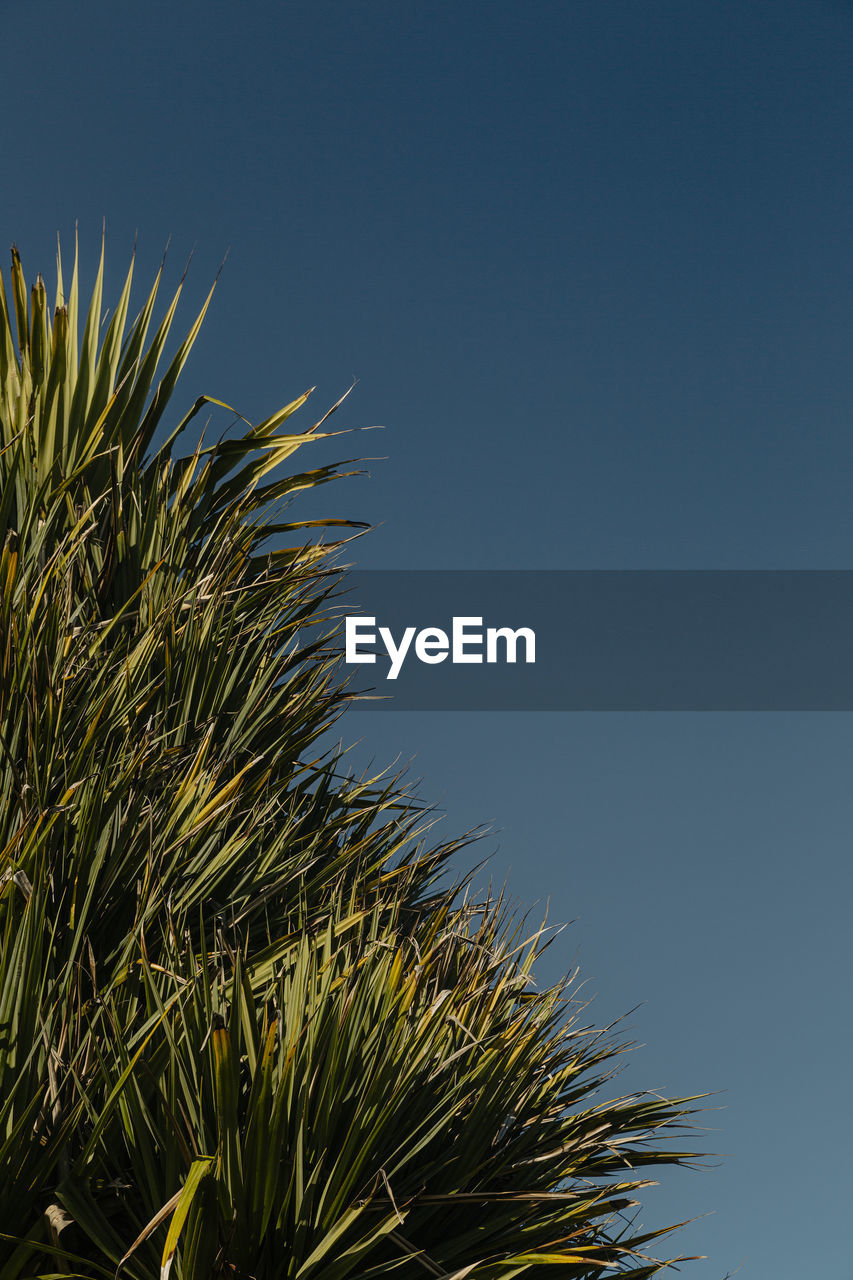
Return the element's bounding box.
[6,1,853,1274]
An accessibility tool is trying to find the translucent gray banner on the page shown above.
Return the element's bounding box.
[326,571,853,710]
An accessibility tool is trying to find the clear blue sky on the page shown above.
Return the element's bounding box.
[6,1,853,1274]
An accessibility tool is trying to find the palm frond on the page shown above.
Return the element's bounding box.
[0,240,705,1280]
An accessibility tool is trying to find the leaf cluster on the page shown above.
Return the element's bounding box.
[0,238,702,1279]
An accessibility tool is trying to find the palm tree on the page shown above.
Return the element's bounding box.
[0,237,702,1279]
